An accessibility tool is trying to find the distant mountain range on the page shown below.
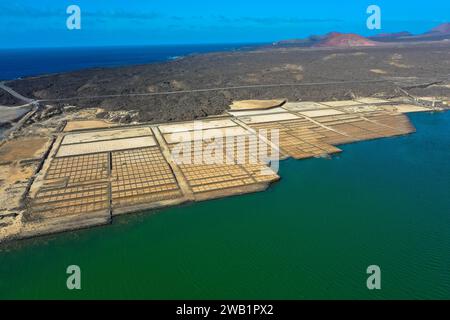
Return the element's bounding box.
[427,22,450,34]
[273,22,450,48]
[368,22,450,42]
[371,31,413,39]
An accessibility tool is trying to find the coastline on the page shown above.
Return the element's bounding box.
[0,42,449,243]
[2,42,449,124]
[0,43,263,82]
[1,94,443,243]
[1,111,449,300]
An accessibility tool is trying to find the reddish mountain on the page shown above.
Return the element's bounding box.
[426,23,450,35]
[324,32,342,38]
[273,22,450,48]
[314,33,379,47]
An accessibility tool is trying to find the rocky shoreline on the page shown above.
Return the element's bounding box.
[1,43,448,123]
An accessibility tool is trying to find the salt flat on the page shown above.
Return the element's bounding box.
[0,97,438,241]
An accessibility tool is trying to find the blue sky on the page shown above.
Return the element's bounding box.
[1,0,449,48]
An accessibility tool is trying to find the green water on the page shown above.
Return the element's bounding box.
[1,112,449,300]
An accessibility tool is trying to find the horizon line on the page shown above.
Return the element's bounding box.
[0,41,272,51]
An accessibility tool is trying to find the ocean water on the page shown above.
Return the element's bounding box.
[0,111,449,299]
[0,44,256,80]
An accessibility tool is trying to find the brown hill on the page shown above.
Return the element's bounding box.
[426,22,450,35]
[314,33,379,47]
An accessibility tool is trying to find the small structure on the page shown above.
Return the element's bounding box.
[229,99,287,111]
